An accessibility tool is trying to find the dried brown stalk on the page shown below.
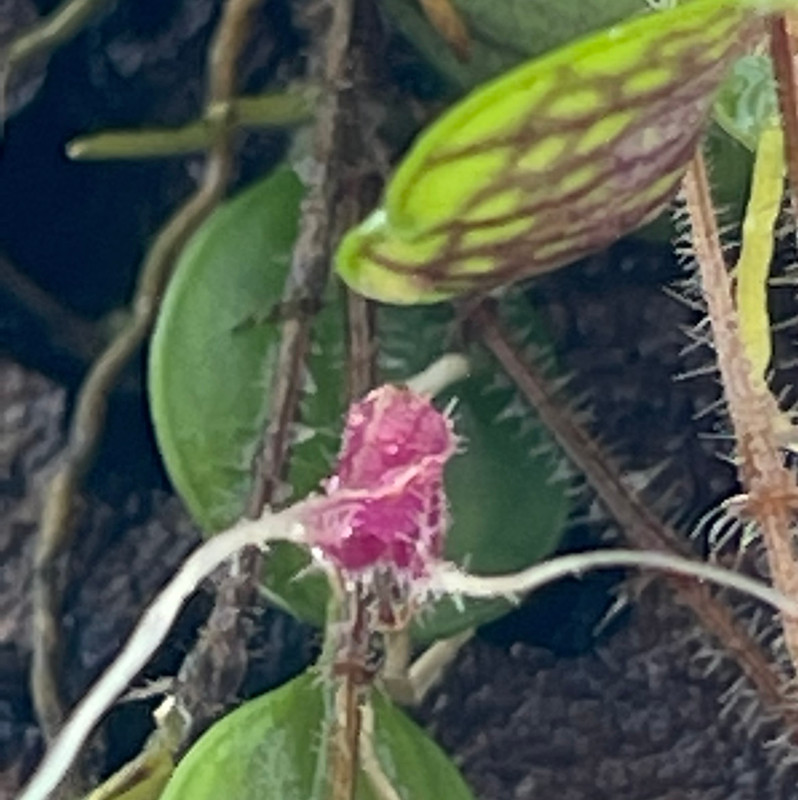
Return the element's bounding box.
[247,0,358,515]
[3,0,112,73]
[173,0,387,771]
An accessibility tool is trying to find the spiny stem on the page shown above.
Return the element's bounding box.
[163,0,278,748]
[245,0,359,514]
[472,301,691,556]
[330,588,369,800]
[683,151,798,671]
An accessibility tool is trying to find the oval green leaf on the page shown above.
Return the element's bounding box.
[160,670,475,800]
[148,167,346,534]
[378,303,568,641]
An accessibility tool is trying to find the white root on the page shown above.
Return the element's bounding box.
[434,548,798,618]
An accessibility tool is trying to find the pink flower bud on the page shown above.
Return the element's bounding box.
[300,385,458,580]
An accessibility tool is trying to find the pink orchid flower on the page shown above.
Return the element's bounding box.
[300,385,459,593]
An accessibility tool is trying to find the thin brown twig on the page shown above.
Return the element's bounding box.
[273,0,361,793]
[171,0,370,757]
[248,0,357,506]
[147,0,285,750]
[471,299,798,733]
[338,0,384,403]
[30,0,249,766]
[331,590,371,800]
[346,289,376,401]
[1,0,113,125]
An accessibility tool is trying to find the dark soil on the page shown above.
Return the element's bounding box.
[2,2,797,799]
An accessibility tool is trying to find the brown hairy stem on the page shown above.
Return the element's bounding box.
[329,590,371,800]
[683,151,798,670]
[471,300,798,733]
[247,0,359,514]
[175,0,386,770]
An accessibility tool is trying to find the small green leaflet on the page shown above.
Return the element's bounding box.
[336,0,790,304]
[159,671,475,800]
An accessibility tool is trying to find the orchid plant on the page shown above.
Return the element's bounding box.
[20,375,798,800]
[15,0,798,798]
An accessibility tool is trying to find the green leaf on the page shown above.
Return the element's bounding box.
[148,167,346,533]
[369,689,475,799]
[714,54,779,151]
[378,303,568,641]
[336,0,787,304]
[160,671,475,800]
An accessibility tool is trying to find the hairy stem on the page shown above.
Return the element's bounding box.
[683,151,798,670]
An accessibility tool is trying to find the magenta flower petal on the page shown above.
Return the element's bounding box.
[301,385,457,579]
[333,384,457,490]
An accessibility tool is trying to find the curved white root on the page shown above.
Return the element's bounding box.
[19,510,303,800]
[434,548,798,617]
